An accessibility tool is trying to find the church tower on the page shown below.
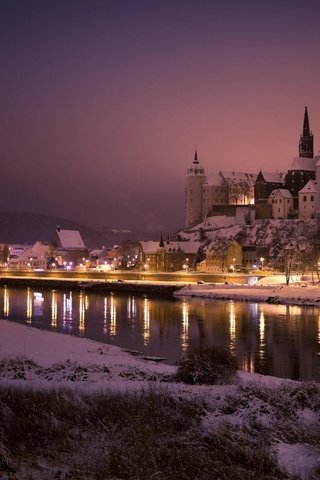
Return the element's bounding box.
[299,106,314,158]
[185,150,206,228]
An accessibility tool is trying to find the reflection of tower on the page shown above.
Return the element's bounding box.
[229,301,236,351]
[181,302,189,352]
[127,296,136,324]
[103,297,108,334]
[3,287,9,317]
[185,150,206,228]
[110,295,117,336]
[63,292,73,330]
[33,292,44,316]
[51,291,57,328]
[26,288,32,323]
[143,298,150,345]
[79,292,85,333]
[259,309,265,362]
[299,106,313,158]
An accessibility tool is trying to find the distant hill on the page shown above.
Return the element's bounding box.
[0,212,161,249]
[95,226,162,245]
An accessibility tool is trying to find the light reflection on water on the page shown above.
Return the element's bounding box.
[1,286,320,381]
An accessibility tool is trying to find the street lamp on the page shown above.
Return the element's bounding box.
[284,243,295,285]
[185,258,189,272]
[260,257,265,269]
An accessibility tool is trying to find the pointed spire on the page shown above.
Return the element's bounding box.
[303,106,311,137]
[299,106,314,158]
[187,147,205,176]
[159,234,164,248]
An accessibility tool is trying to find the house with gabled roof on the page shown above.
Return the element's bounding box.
[198,239,242,273]
[219,171,257,206]
[267,189,293,219]
[138,237,201,272]
[9,241,52,270]
[254,171,284,204]
[56,227,86,249]
[298,180,317,219]
[56,227,88,266]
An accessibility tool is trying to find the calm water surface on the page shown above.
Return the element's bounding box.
[1,286,319,381]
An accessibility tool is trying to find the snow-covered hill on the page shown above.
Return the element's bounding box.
[179,218,318,265]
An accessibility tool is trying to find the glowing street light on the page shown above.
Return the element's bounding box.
[260,257,265,269]
[183,258,189,272]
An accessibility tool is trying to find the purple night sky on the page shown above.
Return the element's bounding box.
[1,0,320,231]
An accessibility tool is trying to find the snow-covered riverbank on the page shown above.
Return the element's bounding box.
[175,280,320,307]
[0,319,319,479]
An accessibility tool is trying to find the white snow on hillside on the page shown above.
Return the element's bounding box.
[179,218,319,267]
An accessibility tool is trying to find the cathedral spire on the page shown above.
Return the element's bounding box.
[299,106,314,158]
[159,234,164,248]
[194,148,198,163]
[303,106,311,137]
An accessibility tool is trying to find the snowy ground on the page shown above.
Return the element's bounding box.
[175,277,320,307]
[0,319,320,479]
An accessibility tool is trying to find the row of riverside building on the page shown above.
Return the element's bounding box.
[185,107,320,228]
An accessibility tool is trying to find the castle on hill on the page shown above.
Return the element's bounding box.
[185,107,320,228]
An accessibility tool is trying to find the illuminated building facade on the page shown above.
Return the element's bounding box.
[138,237,201,272]
[185,107,320,227]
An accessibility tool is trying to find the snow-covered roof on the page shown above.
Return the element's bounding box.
[204,173,224,186]
[269,189,293,199]
[90,249,104,256]
[140,241,200,254]
[260,172,283,183]
[204,215,236,228]
[288,156,316,172]
[56,229,86,249]
[220,171,257,186]
[298,180,317,194]
[12,241,50,262]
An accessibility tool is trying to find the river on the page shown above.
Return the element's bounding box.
[1,286,319,381]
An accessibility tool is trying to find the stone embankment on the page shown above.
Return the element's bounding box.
[0,276,181,297]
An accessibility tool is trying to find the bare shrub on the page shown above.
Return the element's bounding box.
[176,347,237,385]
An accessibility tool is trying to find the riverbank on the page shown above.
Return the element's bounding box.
[0,319,319,479]
[175,279,320,307]
[2,271,318,306]
[0,275,181,297]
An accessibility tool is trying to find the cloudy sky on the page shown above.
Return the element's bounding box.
[1,0,320,231]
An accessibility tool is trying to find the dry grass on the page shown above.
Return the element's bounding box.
[0,385,289,480]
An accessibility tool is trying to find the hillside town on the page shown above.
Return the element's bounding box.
[0,108,319,277]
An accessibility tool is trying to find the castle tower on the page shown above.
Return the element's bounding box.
[185,149,206,228]
[315,156,320,217]
[299,106,314,158]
